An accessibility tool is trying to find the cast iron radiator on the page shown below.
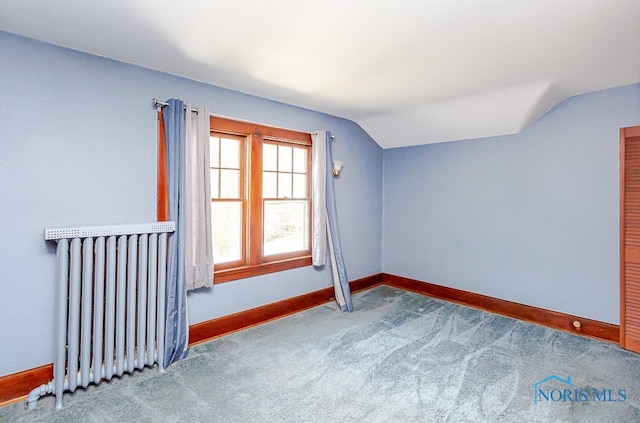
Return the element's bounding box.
[28,222,175,410]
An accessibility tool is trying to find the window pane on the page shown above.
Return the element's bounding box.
[278,173,292,198]
[220,169,240,198]
[293,147,306,173]
[212,201,243,263]
[263,200,308,256]
[293,174,307,198]
[220,138,240,168]
[278,146,292,172]
[210,169,220,199]
[210,136,220,168]
[263,171,277,199]
[263,143,277,171]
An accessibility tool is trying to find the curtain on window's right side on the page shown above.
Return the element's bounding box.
[311,131,353,312]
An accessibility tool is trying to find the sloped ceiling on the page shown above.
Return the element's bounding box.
[1,0,639,148]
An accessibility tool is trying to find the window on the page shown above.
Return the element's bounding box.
[210,117,312,283]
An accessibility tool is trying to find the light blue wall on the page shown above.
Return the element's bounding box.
[0,31,383,376]
[2,28,637,379]
[383,83,640,325]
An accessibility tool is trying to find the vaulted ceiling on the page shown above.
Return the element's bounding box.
[1,0,639,148]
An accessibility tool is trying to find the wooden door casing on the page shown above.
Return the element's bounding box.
[620,125,640,353]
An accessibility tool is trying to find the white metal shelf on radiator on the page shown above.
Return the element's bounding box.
[44,222,175,240]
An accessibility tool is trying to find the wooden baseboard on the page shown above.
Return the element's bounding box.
[0,273,382,406]
[190,273,382,344]
[382,273,620,343]
[0,364,52,406]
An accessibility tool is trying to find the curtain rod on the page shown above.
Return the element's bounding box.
[152,98,335,139]
[152,98,199,113]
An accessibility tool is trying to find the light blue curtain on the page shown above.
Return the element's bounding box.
[324,132,353,312]
[163,99,189,367]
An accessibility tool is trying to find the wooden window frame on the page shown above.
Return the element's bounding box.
[209,132,247,271]
[210,116,312,283]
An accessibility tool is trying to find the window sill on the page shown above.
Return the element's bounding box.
[214,255,312,284]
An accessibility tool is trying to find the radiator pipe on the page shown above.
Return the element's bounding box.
[26,359,161,410]
[26,382,54,410]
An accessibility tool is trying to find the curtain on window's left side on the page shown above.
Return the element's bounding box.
[184,104,214,291]
[158,100,214,368]
[161,99,189,367]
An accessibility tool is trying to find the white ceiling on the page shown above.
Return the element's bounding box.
[1,0,639,148]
